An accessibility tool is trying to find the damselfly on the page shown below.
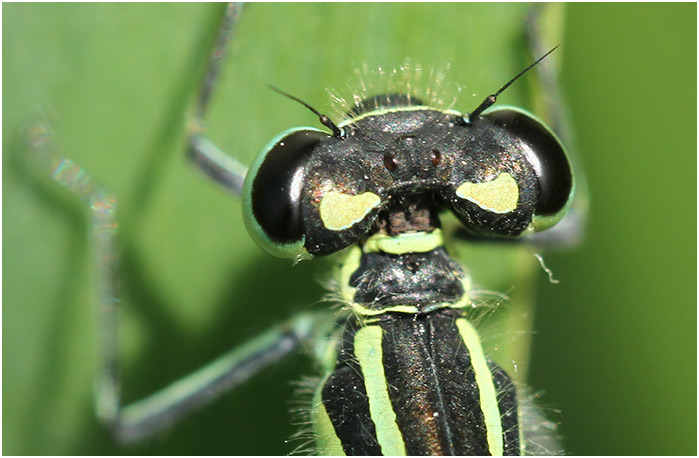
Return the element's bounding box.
[19,3,584,455]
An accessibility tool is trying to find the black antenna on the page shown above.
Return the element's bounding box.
[467,45,559,122]
[268,85,344,138]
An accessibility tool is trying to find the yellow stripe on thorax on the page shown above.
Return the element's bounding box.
[456,318,504,455]
[311,383,346,456]
[354,326,407,456]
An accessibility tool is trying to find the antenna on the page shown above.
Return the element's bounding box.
[467,45,559,122]
[268,85,344,138]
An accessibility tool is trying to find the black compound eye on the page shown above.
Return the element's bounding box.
[244,129,330,255]
[483,108,572,218]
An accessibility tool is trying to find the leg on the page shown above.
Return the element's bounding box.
[23,118,328,443]
[186,2,247,195]
[113,313,322,442]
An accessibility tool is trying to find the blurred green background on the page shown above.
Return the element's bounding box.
[3,3,695,455]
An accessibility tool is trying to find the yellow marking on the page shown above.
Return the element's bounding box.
[352,303,422,316]
[354,326,407,456]
[363,229,444,254]
[311,383,345,456]
[456,319,503,455]
[338,246,362,304]
[319,190,381,231]
[456,172,519,213]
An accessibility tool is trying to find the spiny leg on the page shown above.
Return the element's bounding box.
[112,312,323,443]
[23,117,327,444]
[186,2,247,195]
[23,119,122,425]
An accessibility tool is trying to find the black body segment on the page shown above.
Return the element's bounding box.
[349,247,466,311]
[380,310,489,455]
[320,321,382,455]
[489,362,522,455]
[317,310,520,455]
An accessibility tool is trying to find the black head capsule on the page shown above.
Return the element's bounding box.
[243,52,573,259]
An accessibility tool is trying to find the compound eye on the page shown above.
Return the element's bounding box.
[483,107,573,230]
[243,128,330,258]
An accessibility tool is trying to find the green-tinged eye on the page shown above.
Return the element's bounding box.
[243,128,329,258]
[483,107,573,226]
[456,172,519,214]
[319,191,382,231]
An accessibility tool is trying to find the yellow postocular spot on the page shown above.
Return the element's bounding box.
[456,172,519,213]
[319,190,381,231]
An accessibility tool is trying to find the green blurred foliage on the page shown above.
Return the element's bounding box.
[3,3,695,456]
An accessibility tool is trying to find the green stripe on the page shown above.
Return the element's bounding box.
[354,326,407,456]
[311,382,345,456]
[456,318,504,455]
[362,229,444,255]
